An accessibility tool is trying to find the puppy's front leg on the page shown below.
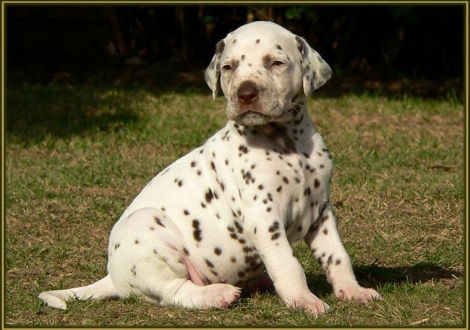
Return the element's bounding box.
[247,218,329,315]
[305,204,381,302]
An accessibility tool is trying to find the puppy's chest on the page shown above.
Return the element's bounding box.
[209,124,333,230]
[181,125,332,284]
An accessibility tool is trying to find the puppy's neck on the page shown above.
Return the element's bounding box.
[230,108,312,155]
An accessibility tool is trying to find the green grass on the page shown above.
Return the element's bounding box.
[4,82,465,327]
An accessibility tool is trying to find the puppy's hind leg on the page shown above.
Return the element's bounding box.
[109,207,241,309]
[135,255,241,309]
[38,275,118,310]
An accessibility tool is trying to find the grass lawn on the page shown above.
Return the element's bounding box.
[4,80,465,327]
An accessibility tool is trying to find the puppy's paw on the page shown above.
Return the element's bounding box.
[206,284,241,308]
[288,294,330,315]
[38,291,68,310]
[335,285,381,303]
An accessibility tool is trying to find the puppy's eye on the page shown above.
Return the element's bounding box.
[272,61,285,67]
[222,64,232,71]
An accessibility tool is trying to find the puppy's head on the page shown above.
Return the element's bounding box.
[205,21,331,126]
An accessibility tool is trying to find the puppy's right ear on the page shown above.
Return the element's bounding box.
[204,40,225,100]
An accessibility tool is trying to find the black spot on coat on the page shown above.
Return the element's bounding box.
[205,189,214,204]
[192,220,202,241]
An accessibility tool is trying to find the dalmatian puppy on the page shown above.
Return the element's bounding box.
[38,21,380,315]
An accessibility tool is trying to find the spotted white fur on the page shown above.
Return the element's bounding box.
[38,21,380,315]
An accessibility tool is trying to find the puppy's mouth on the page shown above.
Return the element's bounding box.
[234,110,281,126]
[239,110,270,120]
[233,105,301,126]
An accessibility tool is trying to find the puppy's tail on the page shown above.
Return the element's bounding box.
[38,275,118,310]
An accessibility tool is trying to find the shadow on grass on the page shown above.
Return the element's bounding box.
[5,58,463,146]
[302,262,461,298]
[353,262,461,293]
[5,61,217,145]
[5,84,154,145]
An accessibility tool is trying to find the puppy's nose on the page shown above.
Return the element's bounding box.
[238,81,259,105]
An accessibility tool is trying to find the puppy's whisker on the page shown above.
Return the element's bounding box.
[291,102,308,109]
[210,108,226,120]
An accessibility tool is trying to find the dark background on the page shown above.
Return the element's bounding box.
[5,4,465,98]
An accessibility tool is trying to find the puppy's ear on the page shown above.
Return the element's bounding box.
[204,40,225,100]
[295,36,332,97]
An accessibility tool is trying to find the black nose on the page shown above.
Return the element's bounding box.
[237,81,259,105]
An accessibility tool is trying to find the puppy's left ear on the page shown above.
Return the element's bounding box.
[204,40,225,100]
[295,36,332,97]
